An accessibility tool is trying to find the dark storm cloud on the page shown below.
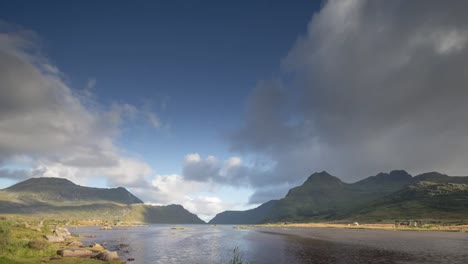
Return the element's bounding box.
[230,0,468,203]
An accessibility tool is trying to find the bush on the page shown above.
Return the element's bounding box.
[27,239,48,250]
[0,221,12,253]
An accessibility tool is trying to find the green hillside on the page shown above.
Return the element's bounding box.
[264,171,413,222]
[209,170,468,224]
[0,178,205,224]
[349,181,468,221]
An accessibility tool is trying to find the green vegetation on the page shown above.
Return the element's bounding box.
[0,217,55,262]
[228,247,249,264]
[350,181,468,221]
[0,219,12,254]
[27,238,48,250]
[0,217,121,264]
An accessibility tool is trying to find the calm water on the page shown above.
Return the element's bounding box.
[69,225,468,264]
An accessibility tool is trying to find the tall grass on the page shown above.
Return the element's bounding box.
[0,220,12,254]
[228,247,250,264]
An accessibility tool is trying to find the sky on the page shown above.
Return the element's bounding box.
[1,0,468,221]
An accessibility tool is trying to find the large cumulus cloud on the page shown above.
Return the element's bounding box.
[0,24,158,187]
[231,0,468,203]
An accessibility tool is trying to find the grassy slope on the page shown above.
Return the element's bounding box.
[0,196,204,223]
[0,217,121,264]
[348,182,468,221]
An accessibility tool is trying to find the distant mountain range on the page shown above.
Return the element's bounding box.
[3,172,467,225]
[0,177,204,224]
[209,170,468,224]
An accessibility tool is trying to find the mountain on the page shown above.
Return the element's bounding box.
[351,170,413,192]
[5,177,143,204]
[209,200,278,224]
[210,170,468,224]
[0,177,205,224]
[264,171,409,222]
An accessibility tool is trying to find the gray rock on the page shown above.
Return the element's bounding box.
[94,251,120,261]
[57,249,99,258]
[90,243,105,251]
[45,235,65,242]
[53,226,73,239]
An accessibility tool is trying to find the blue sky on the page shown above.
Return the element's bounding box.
[0,0,322,220]
[0,0,320,174]
[2,0,468,221]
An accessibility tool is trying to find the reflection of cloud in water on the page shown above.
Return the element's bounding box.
[70,225,468,264]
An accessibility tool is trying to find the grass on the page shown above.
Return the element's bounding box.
[228,247,249,264]
[0,217,121,264]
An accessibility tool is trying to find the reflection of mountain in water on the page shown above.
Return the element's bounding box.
[71,225,468,264]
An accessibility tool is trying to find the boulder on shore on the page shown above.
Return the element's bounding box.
[57,249,99,258]
[90,243,105,251]
[53,226,73,239]
[45,235,65,243]
[94,251,120,261]
[67,241,84,247]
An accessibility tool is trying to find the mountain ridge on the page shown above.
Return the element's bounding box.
[210,170,468,224]
[4,177,144,204]
[0,177,205,224]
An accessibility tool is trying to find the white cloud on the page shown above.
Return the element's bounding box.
[182,153,250,186]
[184,196,226,221]
[129,174,236,221]
[0,25,160,188]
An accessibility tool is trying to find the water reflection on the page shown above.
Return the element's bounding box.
[70,225,468,264]
[277,233,415,264]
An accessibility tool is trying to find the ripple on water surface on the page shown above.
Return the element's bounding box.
[70,225,468,264]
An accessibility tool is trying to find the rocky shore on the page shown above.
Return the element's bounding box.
[45,225,122,262]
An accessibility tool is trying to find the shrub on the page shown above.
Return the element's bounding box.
[0,221,12,253]
[27,239,48,250]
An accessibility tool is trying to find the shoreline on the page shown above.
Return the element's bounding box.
[252,222,468,232]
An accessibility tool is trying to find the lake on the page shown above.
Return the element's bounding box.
[69,225,468,264]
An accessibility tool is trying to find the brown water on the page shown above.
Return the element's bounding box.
[70,225,468,264]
